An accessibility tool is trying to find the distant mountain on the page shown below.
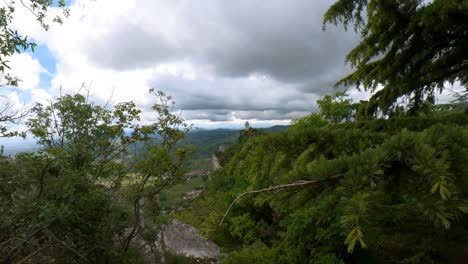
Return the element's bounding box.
[182,125,289,171]
[0,126,289,162]
[184,129,239,154]
[263,125,289,133]
[0,137,38,156]
[184,125,289,156]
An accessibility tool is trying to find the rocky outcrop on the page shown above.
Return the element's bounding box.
[211,154,222,171]
[183,189,203,200]
[157,219,220,260]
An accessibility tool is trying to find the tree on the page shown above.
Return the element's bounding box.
[183,91,468,263]
[0,94,28,137]
[122,89,191,251]
[323,0,468,117]
[27,93,142,174]
[290,91,354,130]
[1,93,141,263]
[0,0,69,86]
[316,91,354,123]
[0,90,191,262]
[0,0,69,137]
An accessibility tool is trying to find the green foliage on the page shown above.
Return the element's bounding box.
[323,0,468,116]
[180,110,468,263]
[158,175,207,210]
[228,213,257,244]
[0,90,191,262]
[291,91,355,132]
[0,152,127,262]
[164,251,217,264]
[182,129,239,171]
[291,113,328,131]
[165,252,192,264]
[0,0,69,85]
[121,89,191,251]
[317,91,355,124]
[0,93,143,262]
[0,1,69,139]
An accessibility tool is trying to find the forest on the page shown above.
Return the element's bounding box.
[0,0,467,263]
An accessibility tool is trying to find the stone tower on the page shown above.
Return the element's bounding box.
[244,121,250,131]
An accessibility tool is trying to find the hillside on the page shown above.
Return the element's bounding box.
[183,126,289,172]
[1,0,466,262]
[177,108,468,263]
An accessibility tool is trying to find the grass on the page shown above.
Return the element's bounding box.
[158,175,208,210]
[98,172,208,212]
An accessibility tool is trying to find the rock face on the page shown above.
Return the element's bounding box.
[183,189,203,200]
[211,154,222,171]
[158,219,221,261]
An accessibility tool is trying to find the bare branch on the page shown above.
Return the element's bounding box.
[45,228,90,263]
[16,246,50,264]
[218,174,343,228]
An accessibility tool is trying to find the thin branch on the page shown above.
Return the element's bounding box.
[3,225,48,263]
[45,228,89,263]
[16,246,50,264]
[218,174,343,228]
[0,237,14,248]
[0,176,22,182]
[19,0,38,17]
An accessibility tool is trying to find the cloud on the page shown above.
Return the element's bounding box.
[11,0,362,124]
[80,0,358,83]
[0,53,51,115]
[145,72,322,121]
[7,53,48,91]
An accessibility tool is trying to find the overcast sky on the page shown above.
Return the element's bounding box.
[1,0,458,130]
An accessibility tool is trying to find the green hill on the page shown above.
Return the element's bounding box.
[183,126,289,172]
[177,108,468,263]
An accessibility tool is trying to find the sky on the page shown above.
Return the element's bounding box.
[0,0,460,131]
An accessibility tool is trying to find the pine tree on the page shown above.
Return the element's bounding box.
[323,0,468,117]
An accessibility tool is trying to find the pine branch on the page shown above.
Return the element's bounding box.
[217,174,343,228]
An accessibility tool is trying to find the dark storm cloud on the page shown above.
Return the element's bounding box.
[181,109,311,122]
[82,0,358,121]
[86,21,181,70]
[145,76,320,122]
[86,0,357,81]
[145,73,321,121]
[195,0,357,83]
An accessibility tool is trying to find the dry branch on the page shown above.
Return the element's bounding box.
[218,174,343,228]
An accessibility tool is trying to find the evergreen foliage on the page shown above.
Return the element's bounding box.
[323,0,468,117]
[0,1,467,263]
[177,97,468,263]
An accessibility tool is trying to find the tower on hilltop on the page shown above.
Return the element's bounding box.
[244,121,250,131]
